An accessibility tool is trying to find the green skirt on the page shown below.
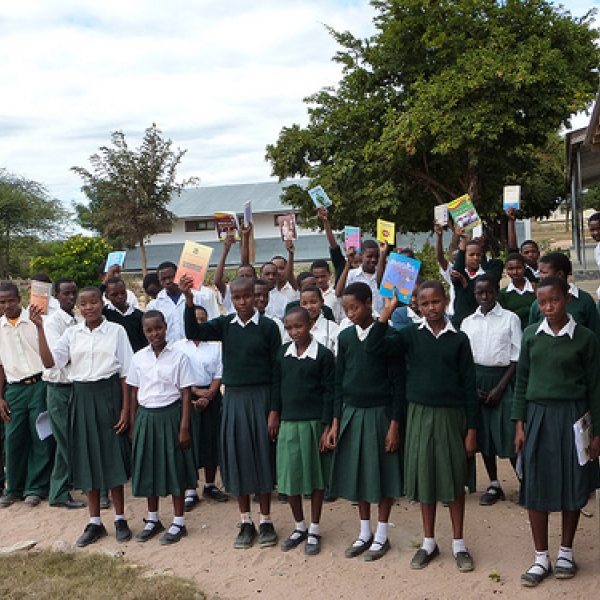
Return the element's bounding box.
[132,402,197,498]
[405,403,476,505]
[330,405,403,504]
[476,365,516,459]
[71,376,131,493]
[520,400,600,512]
[191,389,222,470]
[276,420,332,496]
[220,385,274,497]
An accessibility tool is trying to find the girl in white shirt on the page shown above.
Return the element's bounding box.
[300,286,340,356]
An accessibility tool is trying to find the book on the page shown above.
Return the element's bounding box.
[503,185,521,210]
[35,411,53,441]
[243,200,253,226]
[434,204,449,227]
[573,411,593,466]
[344,226,361,253]
[175,241,213,290]
[278,214,297,241]
[105,251,126,271]
[308,185,332,208]
[377,219,395,245]
[214,212,241,241]
[29,280,52,314]
[447,194,481,232]
[379,253,421,304]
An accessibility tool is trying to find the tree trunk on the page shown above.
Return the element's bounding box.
[139,238,148,277]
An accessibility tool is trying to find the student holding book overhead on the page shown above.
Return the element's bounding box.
[506,207,540,283]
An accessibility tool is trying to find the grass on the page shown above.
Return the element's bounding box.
[0,550,205,600]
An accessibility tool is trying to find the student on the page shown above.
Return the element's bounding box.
[271,242,299,302]
[174,305,228,510]
[127,310,197,545]
[299,286,340,355]
[254,279,286,339]
[328,282,404,562]
[0,283,54,508]
[506,207,540,282]
[498,253,536,331]
[260,262,288,321]
[142,272,161,300]
[461,275,521,506]
[99,262,140,309]
[40,286,133,546]
[270,306,334,556]
[588,212,600,297]
[103,277,147,352]
[513,276,600,587]
[311,259,343,323]
[434,223,458,316]
[147,261,220,343]
[391,277,424,330]
[316,207,348,285]
[181,276,282,549]
[284,272,336,322]
[43,277,85,509]
[366,281,478,572]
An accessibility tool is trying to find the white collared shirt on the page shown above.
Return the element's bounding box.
[127,344,196,408]
[506,279,535,295]
[218,286,234,314]
[0,310,45,382]
[322,286,344,323]
[264,314,285,340]
[278,281,300,302]
[104,303,136,317]
[406,306,423,324]
[266,288,288,321]
[536,315,577,339]
[43,308,81,383]
[51,318,133,382]
[103,289,139,311]
[461,303,522,367]
[347,267,384,313]
[231,309,261,328]
[355,321,375,342]
[284,337,319,360]
[310,314,340,355]
[419,318,456,339]
[47,296,60,316]
[173,339,223,387]
[568,283,580,299]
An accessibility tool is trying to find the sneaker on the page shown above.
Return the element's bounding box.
[135,519,165,542]
[76,523,108,547]
[99,495,111,510]
[184,495,201,512]
[24,495,42,507]
[234,522,257,549]
[159,524,188,545]
[259,522,278,548]
[115,519,132,543]
[479,485,505,506]
[202,486,228,502]
[0,494,22,508]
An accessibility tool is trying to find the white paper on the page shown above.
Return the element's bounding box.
[35,411,53,441]
[573,411,592,467]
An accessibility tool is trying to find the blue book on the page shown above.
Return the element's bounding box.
[105,251,126,271]
[308,185,332,208]
[379,253,421,304]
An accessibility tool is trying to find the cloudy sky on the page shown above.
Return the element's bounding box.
[1,0,599,207]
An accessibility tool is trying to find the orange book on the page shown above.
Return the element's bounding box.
[175,241,213,290]
[30,280,52,314]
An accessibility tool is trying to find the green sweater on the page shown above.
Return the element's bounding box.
[366,320,479,430]
[334,324,405,421]
[184,308,281,388]
[271,342,335,424]
[512,324,600,427]
[498,288,536,331]
[102,306,148,352]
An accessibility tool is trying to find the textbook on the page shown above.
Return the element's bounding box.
[175,241,213,290]
[214,212,241,241]
[377,219,395,245]
[573,411,593,466]
[105,251,126,271]
[29,280,52,314]
[503,185,521,210]
[379,253,421,304]
[308,185,332,208]
[243,200,253,226]
[447,194,481,232]
[344,226,361,253]
[278,213,297,241]
[434,204,449,227]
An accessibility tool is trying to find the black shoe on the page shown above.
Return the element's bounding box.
[410,545,440,569]
[479,485,505,506]
[259,522,278,548]
[277,493,288,504]
[159,524,188,545]
[76,523,108,547]
[135,519,165,542]
[281,529,308,552]
[202,486,228,502]
[115,519,132,543]
[234,522,257,549]
[345,535,373,558]
[184,495,201,512]
[50,496,86,509]
[99,495,111,510]
[0,494,23,508]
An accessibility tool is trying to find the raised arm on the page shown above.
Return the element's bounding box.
[335,247,356,298]
[506,207,518,252]
[377,242,388,286]
[214,233,235,298]
[434,223,449,271]
[240,221,252,266]
[284,240,298,291]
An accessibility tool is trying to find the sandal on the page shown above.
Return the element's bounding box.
[520,563,552,587]
[554,557,578,579]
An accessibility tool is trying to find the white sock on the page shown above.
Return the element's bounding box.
[353,519,371,547]
[204,483,216,489]
[556,546,573,568]
[490,480,500,488]
[185,490,198,498]
[452,538,467,556]
[289,520,307,539]
[90,516,102,526]
[114,514,125,522]
[373,521,388,545]
[144,512,159,530]
[422,537,436,555]
[527,550,550,576]
[307,523,320,544]
[260,514,271,524]
[241,512,252,524]
[168,516,185,535]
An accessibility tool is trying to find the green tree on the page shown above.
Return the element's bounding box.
[0,169,68,278]
[266,0,599,239]
[72,124,200,275]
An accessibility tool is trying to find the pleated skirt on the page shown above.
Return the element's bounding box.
[220,385,274,497]
[330,405,403,504]
[71,376,131,493]
[132,402,198,498]
[191,390,222,470]
[276,420,332,496]
[520,399,600,512]
[404,403,476,505]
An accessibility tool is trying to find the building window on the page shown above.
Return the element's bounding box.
[185,219,215,232]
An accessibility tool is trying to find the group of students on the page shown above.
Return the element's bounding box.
[0,205,599,589]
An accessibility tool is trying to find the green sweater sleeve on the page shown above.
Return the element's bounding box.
[184,305,225,341]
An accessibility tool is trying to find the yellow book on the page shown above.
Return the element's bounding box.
[377,219,395,245]
[175,241,213,290]
[30,281,52,315]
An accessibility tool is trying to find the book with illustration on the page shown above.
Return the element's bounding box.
[379,253,421,304]
[308,185,332,208]
[503,185,521,210]
[377,219,395,245]
[278,214,297,241]
[447,194,481,232]
[175,241,213,290]
[214,212,241,241]
[105,251,126,271]
[344,226,361,253]
[434,204,449,227]
[30,280,53,315]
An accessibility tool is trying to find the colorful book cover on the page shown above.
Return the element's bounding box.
[308,185,332,208]
[175,241,213,290]
[377,219,395,245]
[434,204,449,227]
[503,185,521,210]
[105,251,126,271]
[344,226,361,253]
[214,212,241,241]
[243,200,253,226]
[447,194,481,232]
[278,214,297,241]
[379,253,421,304]
[30,280,52,315]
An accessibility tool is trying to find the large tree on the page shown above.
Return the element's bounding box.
[72,124,199,275]
[266,0,600,238]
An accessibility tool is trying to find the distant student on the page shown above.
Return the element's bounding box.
[299,286,340,355]
[587,212,600,298]
[181,276,282,549]
[328,282,404,562]
[366,281,478,573]
[271,306,335,556]
[127,310,197,545]
[513,276,600,587]
[498,253,535,331]
[254,279,285,339]
[260,262,288,321]
[311,259,343,323]
[103,277,147,352]
[506,207,540,282]
[99,262,140,309]
[142,272,161,300]
[284,272,336,322]
[461,275,521,507]
[271,241,299,301]
[0,283,54,508]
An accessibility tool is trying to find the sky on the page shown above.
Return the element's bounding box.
[1,0,599,208]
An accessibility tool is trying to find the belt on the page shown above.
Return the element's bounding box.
[48,382,72,388]
[14,373,43,385]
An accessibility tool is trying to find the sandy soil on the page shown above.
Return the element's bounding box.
[1,458,599,600]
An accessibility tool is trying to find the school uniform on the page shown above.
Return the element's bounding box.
[284,300,336,322]
[277,281,300,302]
[184,307,281,496]
[498,280,535,331]
[272,339,334,495]
[309,314,340,356]
[103,289,139,310]
[512,317,600,511]
[346,266,384,314]
[330,323,405,504]
[266,288,288,321]
[391,306,422,331]
[365,320,479,505]
[461,304,521,459]
[322,286,344,323]
[217,286,234,315]
[127,344,198,497]
[51,318,133,492]
[102,304,147,352]
[0,311,54,499]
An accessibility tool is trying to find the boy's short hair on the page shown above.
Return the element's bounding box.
[105,277,125,288]
[296,271,315,287]
[142,309,166,324]
[79,286,102,299]
[271,255,287,265]
[417,280,446,298]
[301,285,323,300]
[588,212,600,225]
[260,261,277,273]
[54,277,76,295]
[537,275,569,296]
[142,272,160,291]
[230,277,254,293]
[0,282,20,297]
[343,282,372,302]
[31,272,52,283]
[505,252,526,266]
[156,261,177,273]
[465,239,482,249]
[520,239,539,251]
[362,240,379,252]
[474,273,500,291]
[253,278,269,289]
[539,252,572,277]
[238,263,257,277]
[310,259,330,272]
[285,306,310,324]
